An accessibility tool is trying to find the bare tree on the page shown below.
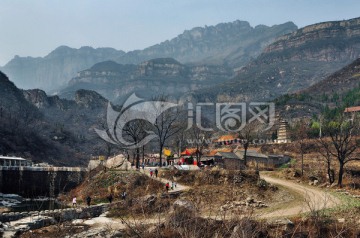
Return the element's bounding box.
[152,97,184,167]
[192,129,208,165]
[321,115,360,187]
[238,122,260,166]
[122,119,148,168]
[317,138,335,184]
[186,117,212,165]
[292,119,310,176]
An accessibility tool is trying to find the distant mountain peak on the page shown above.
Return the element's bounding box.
[1,19,297,92]
[2,46,126,91]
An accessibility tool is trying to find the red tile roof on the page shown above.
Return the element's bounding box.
[180,148,198,156]
[215,134,238,142]
[205,148,232,156]
[344,106,360,112]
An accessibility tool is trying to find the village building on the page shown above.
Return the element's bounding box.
[215,134,239,145]
[200,148,232,166]
[0,156,33,167]
[235,150,268,169]
[344,106,360,121]
[177,148,199,165]
[214,151,245,170]
[214,150,290,170]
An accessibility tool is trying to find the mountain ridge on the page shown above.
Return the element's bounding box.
[1,46,126,91]
[1,20,297,92]
[192,17,360,103]
[60,58,234,102]
[114,20,297,67]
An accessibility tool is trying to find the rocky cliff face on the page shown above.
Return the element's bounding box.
[1,46,125,91]
[0,70,119,166]
[264,18,360,56]
[0,72,35,113]
[61,58,234,102]
[22,87,118,165]
[194,17,360,103]
[0,72,87,166]
[274,57,360,121]
[115,21,297,68]
[1,20,297,93]
[23,89,75,111]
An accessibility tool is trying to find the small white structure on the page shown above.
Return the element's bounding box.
[0,156,32,167]
[276,119,291,143]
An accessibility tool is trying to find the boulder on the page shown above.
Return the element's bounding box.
[246,196,254,203]
[173,199,196,213]
[139,195,157,207]
[269,218,294,228]
[308,176,318,181]
[170,200,196,226]
[105,155,131,170]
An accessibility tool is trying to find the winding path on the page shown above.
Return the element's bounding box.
[259,173,341,218]
[140,168,341,218]
[140,167,190,193]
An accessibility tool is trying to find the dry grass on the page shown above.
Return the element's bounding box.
[58,170,165,206]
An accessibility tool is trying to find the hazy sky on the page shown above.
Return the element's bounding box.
[1,0,359,66]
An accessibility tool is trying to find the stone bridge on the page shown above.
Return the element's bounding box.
[0,166,87,197]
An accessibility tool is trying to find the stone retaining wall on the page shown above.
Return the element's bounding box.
[0,167,86,197]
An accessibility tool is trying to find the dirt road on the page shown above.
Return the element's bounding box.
[259,173,341,218]
[140,167,190,193]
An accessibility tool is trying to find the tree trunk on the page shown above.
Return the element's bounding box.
[196,145,200,165]
[136,147,140,169]
[301,152,304,176]
[327,158,334,184]
[159,145,163,167]
[142,145,145,164]
[338,162,345,187]
[243,143,248,166]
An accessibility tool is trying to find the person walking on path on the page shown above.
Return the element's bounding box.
[165,182,170,192]
[142,163,145,170]
[86,196,91,206]
[150,169,153,177]
[121,191,127,200]
[72,197,77,207]
[155,168,158,178]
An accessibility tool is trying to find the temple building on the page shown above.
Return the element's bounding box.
[276,119,291,143]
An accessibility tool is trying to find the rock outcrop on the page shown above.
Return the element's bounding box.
[194,17,360,103]
[60,58,234,102]
[115,21,297,68]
